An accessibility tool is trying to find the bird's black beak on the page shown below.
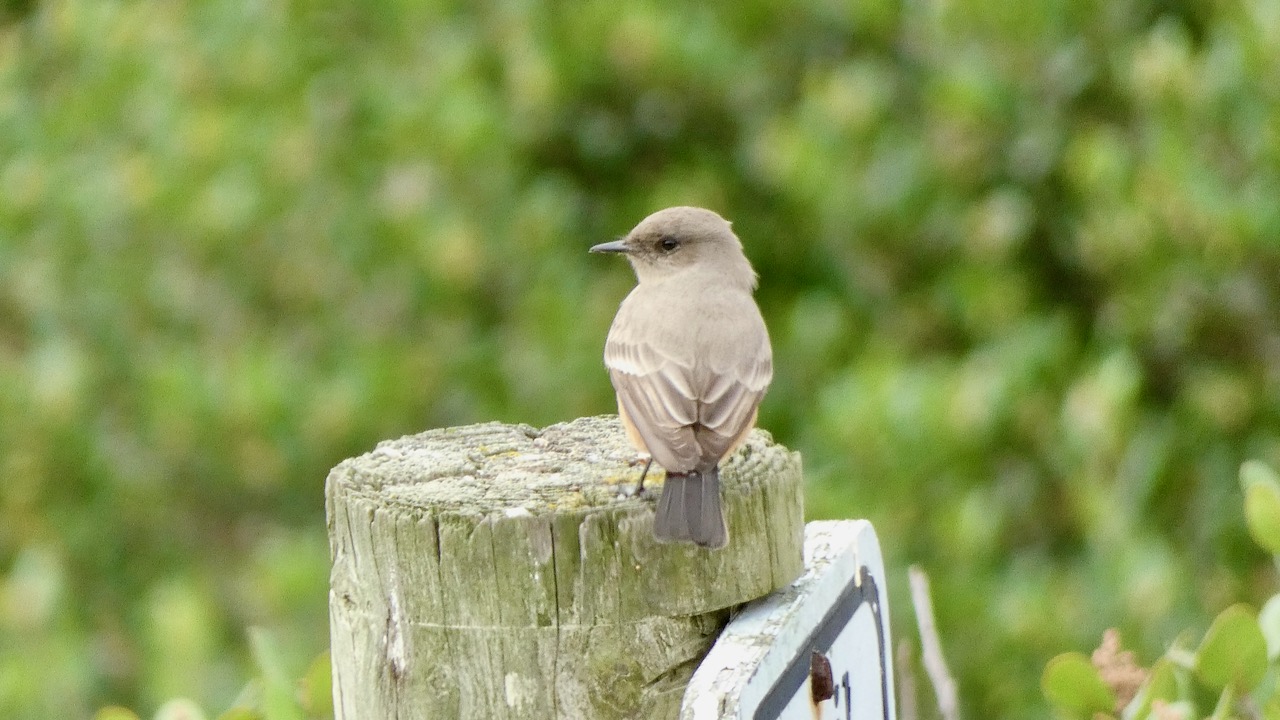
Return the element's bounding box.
[589,239,629,254]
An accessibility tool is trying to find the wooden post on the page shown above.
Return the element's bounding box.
[326,415,805,720]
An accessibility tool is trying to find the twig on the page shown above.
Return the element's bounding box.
[896,638,919,720]
[908,565,961,720]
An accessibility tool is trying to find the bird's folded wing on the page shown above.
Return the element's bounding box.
[693,342,771,461]
[606,332,771,470]
[606,337,701,471]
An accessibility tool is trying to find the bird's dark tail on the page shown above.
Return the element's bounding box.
[653,468,727,549]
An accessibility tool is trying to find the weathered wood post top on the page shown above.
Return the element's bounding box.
[326,415,805,719]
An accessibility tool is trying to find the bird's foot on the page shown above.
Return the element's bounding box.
[622,457,654,498]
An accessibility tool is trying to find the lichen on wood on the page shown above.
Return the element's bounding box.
[327,415,804,719]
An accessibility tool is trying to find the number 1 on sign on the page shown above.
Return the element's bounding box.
[831,670,854,720]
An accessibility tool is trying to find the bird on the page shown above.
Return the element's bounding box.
[591,206,772,549]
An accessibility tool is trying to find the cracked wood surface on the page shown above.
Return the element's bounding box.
[326,415,805,720]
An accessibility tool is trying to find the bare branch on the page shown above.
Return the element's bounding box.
[896,639,919,720]
[908,565,960,720]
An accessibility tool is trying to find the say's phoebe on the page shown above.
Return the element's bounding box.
[591,207,773,549]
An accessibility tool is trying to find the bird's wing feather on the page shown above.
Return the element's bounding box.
[605,289,772,471]
[691,306,772,462]
[606,336,702,471]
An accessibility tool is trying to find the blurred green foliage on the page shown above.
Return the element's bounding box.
[1,0,1277,717]
[1042,461,1280,720]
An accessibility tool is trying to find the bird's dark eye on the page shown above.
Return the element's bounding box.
[658,236,679,252]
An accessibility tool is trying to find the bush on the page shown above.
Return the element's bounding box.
[1043,461,1280,720]
[0,0,1277,717]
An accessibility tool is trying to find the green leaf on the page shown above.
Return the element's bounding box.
[299,652,333,719]
[1207,683,1235,720]
[248,628,305,720]
[1042,652,1116,714]
[1260,692,1280,720]
[1147,658,1178,702]
[1259,594,1280,662]
[1125,657,1178,717]
[1196,604,1268,692]
[1241,461,1280,555]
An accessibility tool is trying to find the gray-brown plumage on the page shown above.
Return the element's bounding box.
[591,207,772,549]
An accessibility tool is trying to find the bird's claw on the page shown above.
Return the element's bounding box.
[620,457,654,499]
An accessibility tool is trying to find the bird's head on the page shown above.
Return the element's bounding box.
[590,206,756,288]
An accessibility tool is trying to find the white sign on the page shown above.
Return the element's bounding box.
[682,520,896,720]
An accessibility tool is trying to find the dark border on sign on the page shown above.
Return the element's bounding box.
[752,566,890,720]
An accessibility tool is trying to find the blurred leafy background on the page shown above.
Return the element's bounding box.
[1,0,1278,717]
